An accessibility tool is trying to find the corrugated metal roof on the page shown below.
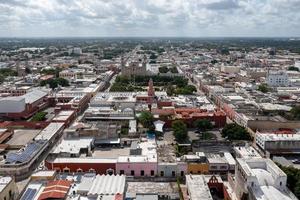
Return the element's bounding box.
[88,174,125,196]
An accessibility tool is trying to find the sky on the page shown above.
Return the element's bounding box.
[0,0,300,38]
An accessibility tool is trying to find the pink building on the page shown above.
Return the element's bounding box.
[116,158,157,177]
[177,162,188,176]
[116,138,158,177]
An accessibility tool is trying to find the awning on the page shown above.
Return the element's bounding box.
[154,120,165,132]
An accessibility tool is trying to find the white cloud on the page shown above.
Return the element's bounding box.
[0,0,299,37]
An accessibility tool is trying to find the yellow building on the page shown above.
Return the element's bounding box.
[187,163,209,174]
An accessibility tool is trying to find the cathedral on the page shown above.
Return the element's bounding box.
[121,55,148,77]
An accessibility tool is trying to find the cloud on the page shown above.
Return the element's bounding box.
[204,0,241,10]
[0,0,299,37]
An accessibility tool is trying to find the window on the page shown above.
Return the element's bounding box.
[181,171,184,177]
[131,170,135,176]
[160,171,164,177]
[141,170,145,176]
[210,166,217,170]
[107,169,114,175]
[220,166,227,169]
[172,171,176,177]
[55,168,61,173]
[63,168,70,173]
[280,182,282,186]
[151,170,154,176]
[120,170,124,175]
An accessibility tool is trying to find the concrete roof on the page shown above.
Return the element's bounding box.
[186,175,213,200]
[0,176,12,193]
[35,122,64,141]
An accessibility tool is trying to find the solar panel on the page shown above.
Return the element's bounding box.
[61,174,67,180]
[5,141,44,164]
[76,175,82,182]
[21,188,37,200]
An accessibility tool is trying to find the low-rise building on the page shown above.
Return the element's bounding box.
[0,176,18,200]
[255,130,300,155]
[234,158,297,200]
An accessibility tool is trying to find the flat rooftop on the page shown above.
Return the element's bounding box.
[257,132,300,141]
[234,146,262,159]
[126,182,178,195]
[92,147,130,159]
[6,129,41,146]
[186,175,213,200]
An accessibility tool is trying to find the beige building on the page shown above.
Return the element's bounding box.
[0,176,18,200]
[121,55,148,77]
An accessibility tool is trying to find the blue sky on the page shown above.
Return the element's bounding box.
[0,0,300,37]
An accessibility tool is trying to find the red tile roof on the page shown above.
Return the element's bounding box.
[38,180,71,200]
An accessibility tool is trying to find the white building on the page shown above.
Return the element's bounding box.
[186,175,213,200]
[255,131,300,154]
[73,47,82,55]
[295,61,300,71]
[235,158,297,200]
[234,145,262,159]
[267,71,289,87]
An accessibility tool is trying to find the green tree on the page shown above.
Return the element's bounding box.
[166,84,175,96]
[172,120,188,142]
[170,66,178,73]
[288,66,299,71]
[25,67,31,74]
[149,53,157,60]
[295,180,300,198]
[41,68,56,75]
[202,132,213,140]
[40,78,69,89]
[221,123,251,141]
[31,111,47,122]
[159,66,169,73]
[0,68,17,77]
[194,119,213,131]
[258,83,270,93]
[0,75,5,84]
[277,164,300,199]
[290,106,300,120]
[56,77,70,87]
[138,111,154,129]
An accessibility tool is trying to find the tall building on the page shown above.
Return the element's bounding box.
[267,70,289,87]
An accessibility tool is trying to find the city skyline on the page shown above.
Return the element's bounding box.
[1,0,300,38]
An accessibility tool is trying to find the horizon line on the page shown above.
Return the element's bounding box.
[0,36,300,39]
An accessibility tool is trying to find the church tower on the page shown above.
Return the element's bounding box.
[148,78,155,97]
[147,78,155,111]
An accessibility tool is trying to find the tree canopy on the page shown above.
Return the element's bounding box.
[290,106,300,120]
[221,123,251,141]
[172,120,188,142]
[138,111,154,129]
[159,66,169,73]
[277,164,300,199]
[31,111,47,122]
[40,78,69,89]
[194,119,213,131]
[258,83,270,93]
[288,66,299,71]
